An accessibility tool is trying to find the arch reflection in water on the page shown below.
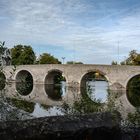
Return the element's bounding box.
[45,70,66,100]
[81,72,109,103]
[16,70,33,96]
[127,74,140,107]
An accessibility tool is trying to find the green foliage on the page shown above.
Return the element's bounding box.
[38,53,61,64]
[61,87,122,121]
[7,98,35,113]
[127,109,140,126]
[73,90,102,114]
[134,54,140,65]
[0,41,5,47]
[111,61,118,65]
[67,61,83,64]
[127,50,138,65]
[121,50,140,65]
[120,61,125,65]
[0,41,7,55]
[82,72,107,82]
[54,75,66,84]
[11,45,36,65]
[106,90,121,113]
[61,88,102,115]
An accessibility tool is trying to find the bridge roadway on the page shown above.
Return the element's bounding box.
[2,64,140,114]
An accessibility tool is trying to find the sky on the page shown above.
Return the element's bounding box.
[0,0,140,64]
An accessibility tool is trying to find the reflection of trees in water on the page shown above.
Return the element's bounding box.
[45,72,66,100]
[53,74,66,84]
[45,84,63,100]
[45,81,66,100]
[0,95,33,121]
[7,98,35,113]
[16,73,33,96]
[127,75,140,107]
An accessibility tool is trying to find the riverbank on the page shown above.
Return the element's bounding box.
[0,112,139,140]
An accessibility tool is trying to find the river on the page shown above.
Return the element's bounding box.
[31,80,109,117]
[0,80,109,119]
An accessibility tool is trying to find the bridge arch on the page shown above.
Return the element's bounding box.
[15,70,33,96]
[126,73,140,107]
[80,69,109,88]
[44,69,67,84]
[80,70,109,103]
[14,69,34,80]
[125,72,140,88]
[44,69,67,100]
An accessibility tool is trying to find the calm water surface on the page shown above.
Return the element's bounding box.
[31,80,109,117]
[86,81,108,103]
[31,103,64,117]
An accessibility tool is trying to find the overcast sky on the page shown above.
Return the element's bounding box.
[0,0,140,64]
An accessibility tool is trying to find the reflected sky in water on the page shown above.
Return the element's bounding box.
[31,103,64,117]
[86,81,109,103]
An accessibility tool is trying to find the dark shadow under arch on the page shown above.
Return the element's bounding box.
[126,74,140,107]
[45,69,66,100]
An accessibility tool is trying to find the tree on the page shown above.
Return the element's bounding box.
[120,50,140,65]
[0,41,11,66]
[67,61,83,64]
[111,61,118,65]
[38,53,61,64]
[0,41,7,55]
[120,61,125,65]
[11,45,36,65]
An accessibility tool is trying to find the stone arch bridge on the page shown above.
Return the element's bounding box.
[3,64,140,88]
[2,64,140,112]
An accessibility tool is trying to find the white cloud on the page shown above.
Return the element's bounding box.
[1,0,140,64]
